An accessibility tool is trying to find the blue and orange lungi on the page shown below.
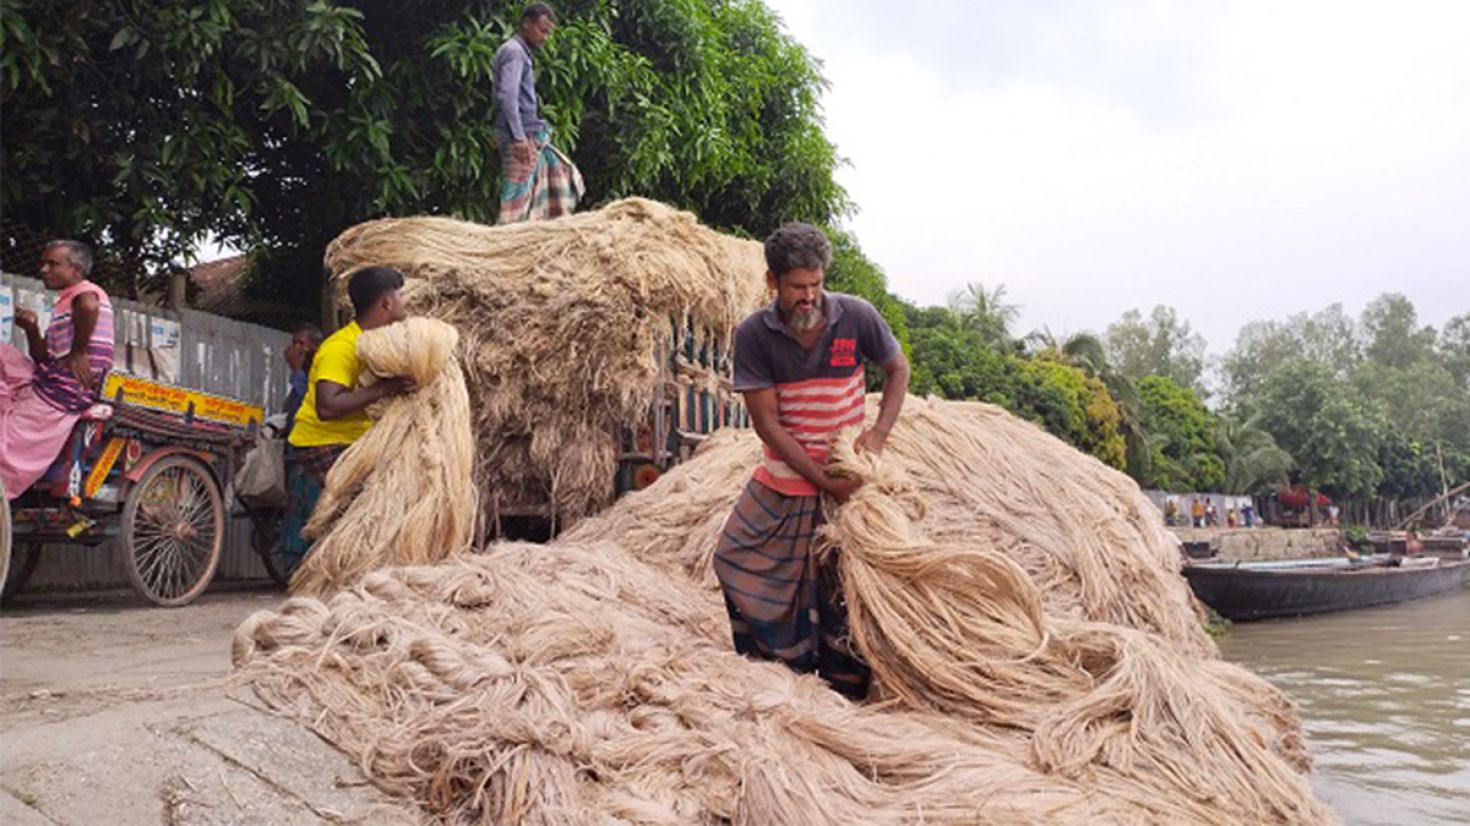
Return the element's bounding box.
[713,479,871,700]
[493,125,584,224]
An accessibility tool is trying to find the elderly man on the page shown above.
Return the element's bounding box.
[2,240,115,499]
[714,222,910,700]
[287,267,415,486]
[492,3,584,223]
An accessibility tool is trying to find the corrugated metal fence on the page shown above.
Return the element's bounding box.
[3,272,292,593]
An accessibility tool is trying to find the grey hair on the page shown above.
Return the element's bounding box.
[45,239,94,277]
[764,222,831,278]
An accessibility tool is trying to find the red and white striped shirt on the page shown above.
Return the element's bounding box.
[732,293,900,497]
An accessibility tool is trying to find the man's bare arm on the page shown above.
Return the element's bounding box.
[855,352,910,455]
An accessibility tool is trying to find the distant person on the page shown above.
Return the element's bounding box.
[1165,497,1180,526]
[492,3,584,223]
[277,322,324,574]
[282,322,324,435]
[1226,507,1238,528]
[1242,502,1255,528]
[1191,498,1205,528]
[1206,501,1219,527]
[287,267,417,487]
[2,240,114,499]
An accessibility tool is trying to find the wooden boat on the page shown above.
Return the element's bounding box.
[1183,555,1470,621]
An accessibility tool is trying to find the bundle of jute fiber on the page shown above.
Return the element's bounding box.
[290,317,477,597]
[567,395,1214,655]
[235,396,1331,823]
[323,198,767,527]
[235,542,1219,825]
[818,433,1328,823]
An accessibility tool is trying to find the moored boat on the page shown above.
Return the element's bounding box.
[1183,555,1470,621]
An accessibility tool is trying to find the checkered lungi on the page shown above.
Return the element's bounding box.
[295,443,347,486]
[494,125,584,224]
[713,479,871,700]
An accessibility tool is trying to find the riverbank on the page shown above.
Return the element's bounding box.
[1171,526,1342,561]
[0,588,414,825]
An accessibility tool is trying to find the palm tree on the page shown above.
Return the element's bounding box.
[950,282,1019,351]
[1216,415,1295,495]
[1027,327,1151,482]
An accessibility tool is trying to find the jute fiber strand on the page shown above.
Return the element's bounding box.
[236,544,1192,824]
[290,317,477,597]
[236,396,1331,823]
[322,198,766,527]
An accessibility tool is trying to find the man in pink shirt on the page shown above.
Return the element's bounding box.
[2,240,115,499]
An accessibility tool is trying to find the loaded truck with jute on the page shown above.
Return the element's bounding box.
[322,198,766,536]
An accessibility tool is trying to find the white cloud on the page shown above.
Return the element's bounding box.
[767,0,1470,351]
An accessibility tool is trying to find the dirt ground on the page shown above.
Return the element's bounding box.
[0,586,416,825]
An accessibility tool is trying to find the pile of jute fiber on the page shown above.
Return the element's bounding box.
[237,396,1330,823]
[290,317,477,597]
[323,198,766,529]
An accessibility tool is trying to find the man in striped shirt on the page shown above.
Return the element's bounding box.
[2,240,114,499]
[713,222,909,700]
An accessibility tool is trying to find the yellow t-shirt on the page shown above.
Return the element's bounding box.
[288,321,373,448]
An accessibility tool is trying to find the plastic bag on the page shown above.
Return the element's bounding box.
[235,432,287,508]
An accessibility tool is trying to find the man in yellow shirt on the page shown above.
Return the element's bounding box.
[289,267,416,483]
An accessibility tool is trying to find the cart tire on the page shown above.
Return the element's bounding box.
[122,455,224,607]
[250,517,291,586]
[2,543,42,605]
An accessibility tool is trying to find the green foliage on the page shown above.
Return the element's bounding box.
[1106,305,1207,393]
[949,281,1020,352]
[904,306,1125,469]
[2,0,851,311]
[1136,375,1225,491]
[1227,294,1470,506]
[1215,414,1293,496]
[1252,360,1385,499]
[823,228,909,355]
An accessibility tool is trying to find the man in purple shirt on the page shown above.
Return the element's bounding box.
[492,4,584,223]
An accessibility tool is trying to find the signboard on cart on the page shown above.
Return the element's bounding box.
[102,372,266,427]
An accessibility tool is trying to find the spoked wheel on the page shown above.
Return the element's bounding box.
[122,455,224,607]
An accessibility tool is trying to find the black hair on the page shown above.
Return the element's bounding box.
[763,222,831,278]
[522,3,555,24]
[347,267,406,316]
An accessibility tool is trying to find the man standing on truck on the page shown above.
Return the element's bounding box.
[287,267,416,486]
[2,240,114,500]
[713,222,910,701]
[492,3,584,223]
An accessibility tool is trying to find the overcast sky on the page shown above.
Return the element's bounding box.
[764,0,1470,354]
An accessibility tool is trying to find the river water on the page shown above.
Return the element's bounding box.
[1216,589,1470,825]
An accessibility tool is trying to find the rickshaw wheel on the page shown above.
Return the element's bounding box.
[122,455,224,607]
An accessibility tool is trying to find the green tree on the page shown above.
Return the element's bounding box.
[950,281,1020,351]
[3,0,852,313]
[1215,414,1294,495]
[1360,293,1437,369]
[1222,303,1359,404]
[824,228,909,353]
[1135,375,1225,491]
[1253,359,1386,500]
[1437,312,1470,392]
[1106,305,1207,392]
